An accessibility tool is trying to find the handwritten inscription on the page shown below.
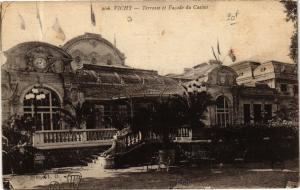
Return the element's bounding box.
[227,10,239,25]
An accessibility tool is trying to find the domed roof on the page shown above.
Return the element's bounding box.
[63,33,126,68]
[3,41,72,72]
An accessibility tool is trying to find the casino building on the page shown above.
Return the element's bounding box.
[167,60,298,127]
[1,33,298,150]
[1,33,183,149]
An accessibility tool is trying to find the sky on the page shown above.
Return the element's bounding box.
[2,0,295,75]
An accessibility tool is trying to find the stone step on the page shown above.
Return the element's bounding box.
[87,162,94,167]
[97,152,104,156]
[95,159,104,164]
[88,162,100,167]
[88,161,105,169]
[89,154,99,159]
[79,160,89,166]
[81,157,94,164]
[94,155,106,160]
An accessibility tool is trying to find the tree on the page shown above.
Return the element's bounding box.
[59,100,95,129]
[281,0,298,63]
[130,91,214,145]
[111,109,131,130]
[272,98,298,127]
[173,91,215,128]
[149,98,181,145]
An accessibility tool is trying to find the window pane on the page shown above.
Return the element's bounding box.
[52,93,60,106]
[216,97,225,108]
[216,96,230,127]
[264,104,272,123]
[243,104,251,124]
[43,113,51,130]
[24,107,32,112]
[95,105,105,128]
[281,84,287,92]
[53,113,61,130]
[36,113,42,131]
[23,87,60,131]
[294,85,298,94]
[253,104,262,123]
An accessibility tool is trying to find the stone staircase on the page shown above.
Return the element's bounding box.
[82,127,193,169]
[87,154,108,169]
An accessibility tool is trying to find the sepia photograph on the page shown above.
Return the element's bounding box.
[0,0,299,189]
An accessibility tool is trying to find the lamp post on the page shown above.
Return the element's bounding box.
[25,87,46,131]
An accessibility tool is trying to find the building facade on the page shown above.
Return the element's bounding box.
[2,33,298,133]
[1,33,183,133]
[167,60,298,127]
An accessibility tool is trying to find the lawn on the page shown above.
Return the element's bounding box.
[6,159,298,189]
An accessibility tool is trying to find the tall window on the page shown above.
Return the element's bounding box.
[243,104,251,124]
[23,87,61,131]
[216,96,231,127]
[280,84,288,93]
[95,105,105,128]
[253,104,262,124]
[264,104,272,123]
[293,85,298,95]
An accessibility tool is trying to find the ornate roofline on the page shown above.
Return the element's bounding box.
[4,41,72,59]
[228,60,261,68]
[62,33,126,61]
[210,65,239,78]
[262,60,296,66]
[83,63,158,75]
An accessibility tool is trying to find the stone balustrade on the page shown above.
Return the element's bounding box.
[32,128,117,150]
[31,127,192,150]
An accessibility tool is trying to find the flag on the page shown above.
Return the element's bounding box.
[113,33,117,64]
[217,40,221,55]
[91,3,96,26]
[52,17,66,41]
[228,48,236,62]
[211,47,218,61]
[18,14,25,30]
[36,2,43,32]
[114,34,116,47]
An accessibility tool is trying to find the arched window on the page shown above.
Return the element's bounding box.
[215,96,231,127]
[23,87,61,131]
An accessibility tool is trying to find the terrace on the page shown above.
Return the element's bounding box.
[32,128,117,150]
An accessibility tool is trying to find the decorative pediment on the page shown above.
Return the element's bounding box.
[25,46,54,72]
[207,66,238,86]
[3,42,72,74]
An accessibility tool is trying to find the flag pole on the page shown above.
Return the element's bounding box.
[0,2,13,51]
[217,39,221,62]
[113,33,117,64]
[211,46,218,61]
[90,0,96,28]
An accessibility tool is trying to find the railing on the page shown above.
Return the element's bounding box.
[32,128,117,149]
[177,127,192,137]
[115,130,163,153]
[115,127,192,152]
[116,131,143,150]
[174,127,193,142]
[99,127,194,158]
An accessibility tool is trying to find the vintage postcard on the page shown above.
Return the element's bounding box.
[1,0,298,189]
